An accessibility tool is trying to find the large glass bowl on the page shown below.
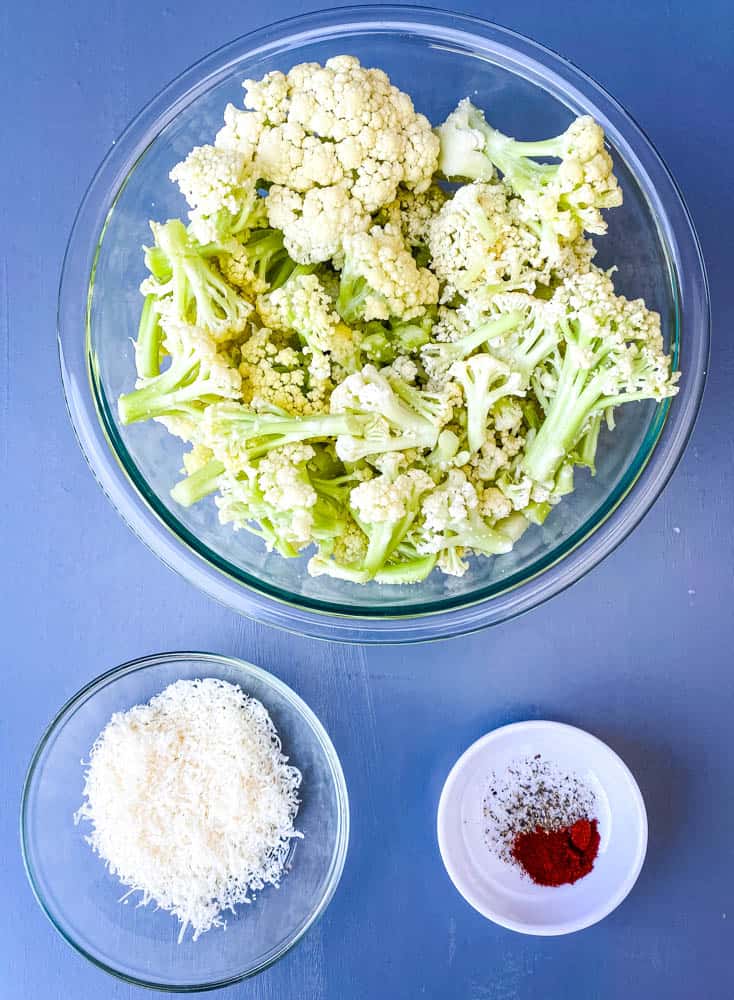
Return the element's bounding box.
[20,652,349,991]
[58,6,709,643]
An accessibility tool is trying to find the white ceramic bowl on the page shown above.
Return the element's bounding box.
[437,721,647,935]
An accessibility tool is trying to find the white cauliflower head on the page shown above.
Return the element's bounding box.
[428,181,549,298]
[237,326,328,415]
[256,444,318,512]
[338,225,439,322]
[215,55,440,263]
[266,183,370,264]
[169,144,260,244]
[349,469,434,524]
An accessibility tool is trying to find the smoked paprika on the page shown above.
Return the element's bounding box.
[511,818,600,886]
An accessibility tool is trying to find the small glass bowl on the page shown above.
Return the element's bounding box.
[20,653,349,991]
[58,6,709,642]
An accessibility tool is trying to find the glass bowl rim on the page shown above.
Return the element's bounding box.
[57,4,710,643]
[19,650,351,992]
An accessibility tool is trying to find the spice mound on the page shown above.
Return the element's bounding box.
[483,755,600,887]
[74,678,302,942]
[512,818,600,886]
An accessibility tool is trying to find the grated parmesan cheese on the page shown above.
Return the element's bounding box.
[74,678,302,942]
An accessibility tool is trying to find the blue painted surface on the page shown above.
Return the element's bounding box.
[2,1,732,997]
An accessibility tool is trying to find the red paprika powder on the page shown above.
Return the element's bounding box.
[511,818,600,886]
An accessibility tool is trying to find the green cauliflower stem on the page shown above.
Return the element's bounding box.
[218,227,302,297]
[134,293,164,378]
[421,311,522,377]
[451,354,525,454]
[118,321,243,425]
[349,469,435,578]
[360,310,436,364]
[170,458,226,507]
[141,219,251,338]
[199,402,367,465]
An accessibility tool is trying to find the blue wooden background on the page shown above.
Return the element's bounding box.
[2,1,732,997]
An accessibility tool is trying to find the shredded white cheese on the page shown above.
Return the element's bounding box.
[75,678,302,942]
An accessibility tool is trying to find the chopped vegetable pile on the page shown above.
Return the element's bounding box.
[118,55,679,584]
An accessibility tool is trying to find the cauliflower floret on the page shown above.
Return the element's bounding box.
[428,181,549,299]
[500,428,524,459]
[214,465,316,551]
[436,100,623,246]
[182,442,216,475]
[217,55,439,263]
[541,117,623,237]
[266,183,370,264]
[307,517,369,578]
[437,546,470,577]
[431,305,472,344]
[492,397,524,433]
[377,184,448,250]
[257,273,359,375]
[337,225,439,323]
[140,220,252,340]
[330,364,453,462]
[118,306,244,428]
[367,451,411,478]
[478,485,512,521]
[169,144,259,243]
[256,444,318,511]
[421,469,479,533]
[469,435,514,482]
[256,122,345,190]
[218,242,268,296]
[253,55,439,207]
[153,311,243,401]
[559,267,661,348]
[497,474,532,511]
[335,518,370,564]
[413,469,516,559]
[387,356,418,382]
[215,104,266,158]
[238,327,328,415]
[349,469,433,523]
